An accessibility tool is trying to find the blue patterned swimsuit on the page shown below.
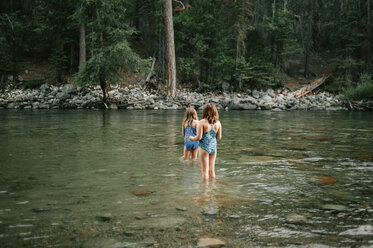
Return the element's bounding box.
[199,124,217,154]
[184,126,199,151]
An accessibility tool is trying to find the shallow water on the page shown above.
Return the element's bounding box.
[0,110,372,247]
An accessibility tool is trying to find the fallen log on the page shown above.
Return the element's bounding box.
[296,72,333,98]
[345,100,373,111]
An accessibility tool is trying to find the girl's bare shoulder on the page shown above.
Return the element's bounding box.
[199,119,209,125]
[192,119,199,127]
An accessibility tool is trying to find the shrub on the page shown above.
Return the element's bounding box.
[342,73,373,101]
[24,78,44,89]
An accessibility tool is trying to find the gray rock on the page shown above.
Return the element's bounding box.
[7,103,15,109]
[285,214,307,224]
[95,213,113,222]
[321,204,348,211]
[239,96,257,104]
[62,84,76,94]
[38,104,50,109]
[339,225,373,236]
[15,95,23,102]
[229,214,241,219]
[222,82,230,91]
[23,93,34,101]
[271,108,283,111]
[252,90,260,99]
[228,102,257,110]
[203,208,219,215]
[39,83,50,91]
[266,88,275,97]
[176,207,187,211]
[260,94,273,103]
[110,103,118,110]
[56,91,69,100]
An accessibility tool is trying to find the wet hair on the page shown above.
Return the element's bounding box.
[183,107,198,127]
[202,103,219,124]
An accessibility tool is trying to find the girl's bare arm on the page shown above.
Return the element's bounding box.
[182,124,185,137]
[190,121,203,141]
[217,121,222,140]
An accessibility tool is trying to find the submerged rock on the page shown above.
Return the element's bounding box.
[203,208,219,215]
[131,190,153,196]
[198,237,226,247]
[321,204,348,211]
[95,213,113,222]
[285,214,307,224]
[339,225,373,236]
[176,207,187,211]
[317,176,337,185]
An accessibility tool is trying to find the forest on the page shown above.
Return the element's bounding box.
[0,0,372,101]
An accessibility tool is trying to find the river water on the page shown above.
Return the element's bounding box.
[0,110,372,247]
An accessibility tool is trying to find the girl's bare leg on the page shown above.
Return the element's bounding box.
[199,148,209,180]
[208,152,217,178]
[184,146,191,161]
[191,148,198,161]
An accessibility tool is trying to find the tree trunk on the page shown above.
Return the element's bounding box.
[100,74,108,103]
[79,21,86,72]
[163,0,177,98]
[367,0,371,70]
[70,44,74,74]
[304,49,310,78]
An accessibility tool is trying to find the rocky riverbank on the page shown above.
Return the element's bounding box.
[0,83,348,111]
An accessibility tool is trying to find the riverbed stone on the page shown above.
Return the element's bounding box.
[321,204,348,211]
[133,216,186,229]
[95,213,113,222]
[197,238,226,247]
[339,225,373,236]
[285,214,307,224]
[203,208,219,215]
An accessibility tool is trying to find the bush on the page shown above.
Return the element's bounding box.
[24,78,44,89]
[342,73,373,101]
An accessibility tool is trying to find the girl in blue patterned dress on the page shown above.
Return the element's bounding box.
[190,104,222,179]
[182,108,199,161]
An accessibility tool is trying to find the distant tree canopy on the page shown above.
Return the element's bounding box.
[0,0,372,98]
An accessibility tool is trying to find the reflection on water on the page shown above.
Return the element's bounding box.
[0,110,372,247]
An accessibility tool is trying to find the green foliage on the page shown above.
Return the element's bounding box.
[235,56,281,89]
[323,75,350,93]
[48,48,68,83]
[24,78,44,89]
[262,7,300,66]
[342,73,373,101]
[174,0,236,89]
[74,0,149,87]
[0,12,28,73]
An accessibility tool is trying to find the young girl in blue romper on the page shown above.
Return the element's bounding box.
[190,103,222,179]
[182,108,199,161]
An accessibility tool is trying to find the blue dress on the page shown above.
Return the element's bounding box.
[184,126,199,151]
[199,124,217,154]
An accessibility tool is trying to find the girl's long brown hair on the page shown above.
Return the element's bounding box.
[183,108,198,127]
[202,103,219,124]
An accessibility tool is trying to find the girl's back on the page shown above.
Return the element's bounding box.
[184,120,198,140]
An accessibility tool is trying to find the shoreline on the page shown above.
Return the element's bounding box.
[0,83,364,111]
